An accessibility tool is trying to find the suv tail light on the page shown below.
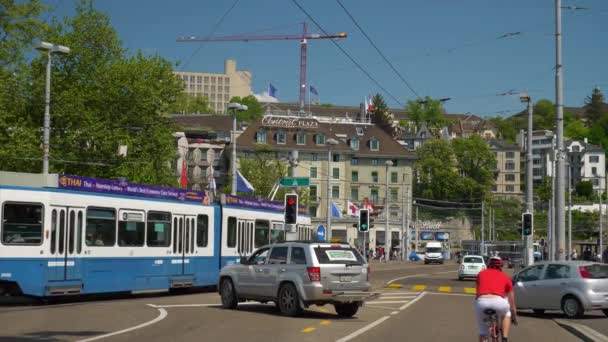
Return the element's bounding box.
[307,267,321,282]
[460,264,465,270]
[579,266,591,279]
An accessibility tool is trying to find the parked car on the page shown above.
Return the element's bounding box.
[218,241,380,317]
[512,261,608,318]
[458,255,486,280]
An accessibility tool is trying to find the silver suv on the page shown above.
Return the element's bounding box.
[218,241,379,317]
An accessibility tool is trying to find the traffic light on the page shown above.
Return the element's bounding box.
[522,212,533,236]
[284,194,298,224]
[359,209,370,232]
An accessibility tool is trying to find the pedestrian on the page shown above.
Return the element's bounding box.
[602,248,608,264]
[571,250,578,261]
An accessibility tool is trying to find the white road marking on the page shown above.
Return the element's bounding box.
[377,296,417,299]
[336,316,391,342]
[365,305,403,310]
[399,292,426,310]
[426,292,474,297]
[366,300,411,304]
[391,311,399,315]
[387,270,457,284]
[372,265,431,272]
[76,307,168,342]
[148,302,262,308]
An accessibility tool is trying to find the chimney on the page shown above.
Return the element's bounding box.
[359,103,365,122]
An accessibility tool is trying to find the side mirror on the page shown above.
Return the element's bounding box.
[240,256,249,265]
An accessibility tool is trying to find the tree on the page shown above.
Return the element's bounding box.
[0,0,48,69]
[535,177,552,203]
[564,120,589,141]
[576,180,593,199]
[488,116,517,142]
[167,92,213,114]
[451,135,496,201]
[371,93,399,137]
[533,99,556,130]
[229,95,263,122]
[414,139,461,200]
[585,87,606,126]
[404,96,447,135]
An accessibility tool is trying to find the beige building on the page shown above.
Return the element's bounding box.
[489,139,523,201]
[174,59,252,113]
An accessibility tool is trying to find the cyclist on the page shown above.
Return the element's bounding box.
[475,257,518,342]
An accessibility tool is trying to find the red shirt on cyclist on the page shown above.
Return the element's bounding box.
[476,267,513,298]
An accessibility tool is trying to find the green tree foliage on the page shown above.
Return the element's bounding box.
[535,177,552,203]
[1,1,183,186]
[414,139,460,200]
[488,116,517,142]
[585,87,605,125]
[404,96,447,135]
[564,120,589,141]
[451,135,496,200]
[229,95,263,122]
[167,93,213,114]
[371,93,399,137]
[576,180,593,199]
[0,0,48,69]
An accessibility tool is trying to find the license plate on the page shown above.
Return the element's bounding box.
[468,266,477,269]
[339,275,352,282]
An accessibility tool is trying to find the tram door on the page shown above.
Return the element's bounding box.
[236,220,254,257]
[48,206,84,282]
[171,215,196,276]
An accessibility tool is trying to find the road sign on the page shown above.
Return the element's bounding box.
[317,225,326,242]
[279,177,310,187]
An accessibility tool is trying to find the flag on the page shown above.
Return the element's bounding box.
[208,166,216,196]
[180,159,188,188]
[364,198,376,213]
[236,170,255,193]
[368,95,374,112]
[310,85,319,96]
[347,200,359,216]
[269,83,277,98]
[364,97,369,114]
[330,201,343,218]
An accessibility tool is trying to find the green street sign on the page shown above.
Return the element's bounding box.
[279,177,310,187]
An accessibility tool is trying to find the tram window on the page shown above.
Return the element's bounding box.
[77,212,83,254]
[85,208,116,247]
[227,217,237,247]
[50,209,57,253]
[68,211,75,254]
[58,210,65,253]
[147,211,171,247]
[197,215,209,247]
[185,219,190,253]
[118,220,145,247]
[270,229,285,244]
[254,220,270,248]
[1,203,43,245]
[173,217,178,253]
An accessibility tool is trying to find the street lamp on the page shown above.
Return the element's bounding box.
[35,41,70,175]
[520,92,534,266]
[228,102,248,196]
[326,138,339,239]
[384,160,393,262]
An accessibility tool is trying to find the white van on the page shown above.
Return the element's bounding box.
[424,241,444,264]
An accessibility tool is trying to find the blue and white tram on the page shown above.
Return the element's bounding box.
[0,172,310,297]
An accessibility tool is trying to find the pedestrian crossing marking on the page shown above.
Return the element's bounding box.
[411,285,427,291]
[438,286,452,293]
[320,320,331,326]
[301,327,316,333]
[464,287,477,294]
[386,283,403,289]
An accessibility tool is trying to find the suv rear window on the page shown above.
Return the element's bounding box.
[463,257,484,263]
[314,246,365,265]
[582,264,608,279]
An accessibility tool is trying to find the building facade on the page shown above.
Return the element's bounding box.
[489,139,523,200]
[517,130,555,187]
[566,139,606,195]
[174,59,252,113]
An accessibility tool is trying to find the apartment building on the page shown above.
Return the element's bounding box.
[489,139,523,200]
[174,59,252,113]
[566,139,606,194]
[516,130,555,187]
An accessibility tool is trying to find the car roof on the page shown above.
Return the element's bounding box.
[259,241,351,249]
[524,260,601,267]
[462,255,484,258]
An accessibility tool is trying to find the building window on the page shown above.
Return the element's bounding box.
[311,153,318,161]
[277,131,286,144]
[351,157,359,166]
[390,188,398,201]
[371,171,378,183]
[370,138,380,151]
[505,162,515,170]
[350,138,359,150]
[506,151,515,159]
[310,167,317,179]
[256,129,266,144]
[392,159,398,167]
[352,171,359,182]
[592,167,598,175]
[492,185,497,191]
[351,188,358,201]
[370,189,379,203]
[309,206,317,217]
[310,185,317,201]
[391,172,398,183]
[315,134,326,145]
[372,159,378,166]
[333,154,340,162]
[331,186,340,199]
[592,178,600,186]
[590,156,599,163]
[296,132,306,145]
[505,174,515,182]
[332,168,339,179]
[506,185,515,192]
[572,146,580,152]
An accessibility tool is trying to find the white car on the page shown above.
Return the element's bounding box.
[458,255,486,280]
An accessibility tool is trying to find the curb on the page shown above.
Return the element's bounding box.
[554,319,608,342]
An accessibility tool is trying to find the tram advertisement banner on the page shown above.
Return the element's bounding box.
[58,174,208,204]
[435,232,450,241]
[420,232,435,240]
[225,194,307,214]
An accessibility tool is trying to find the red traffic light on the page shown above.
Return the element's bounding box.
[287,198,295,205]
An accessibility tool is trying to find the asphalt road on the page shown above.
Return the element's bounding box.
[0,261,604,341]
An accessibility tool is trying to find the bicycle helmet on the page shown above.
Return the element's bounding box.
[488,257,503,269]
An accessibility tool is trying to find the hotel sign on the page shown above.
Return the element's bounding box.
[261,116,319,129]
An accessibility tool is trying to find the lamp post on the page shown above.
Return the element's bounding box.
[228,102,248,196]
[35,41,70,175]
[520,92,534,266]
[326,138,339,239]
[384,160,393,262]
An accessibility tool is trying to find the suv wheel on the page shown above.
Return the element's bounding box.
[602,309,608,317]
[277,283,301,317]
[562,296,583,318]
[220,278,238,309]
[335,302,359,317]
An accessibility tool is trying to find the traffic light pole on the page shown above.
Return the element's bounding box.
[525,97,534,266]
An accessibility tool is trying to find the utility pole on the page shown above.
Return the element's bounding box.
[555,0,566,261]
[568,166,572,259]
[481,201,485,255]
[600,189,603,260]
[401,184,407,261]
[524,94,534,266]
[415,205,419,252]
[550,155,556,261]
[385,160,393,262]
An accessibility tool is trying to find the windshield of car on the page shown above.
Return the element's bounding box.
[426,247,442,253]
[582,264,608,279]
[314,246,365,265]
[463,256,484,264]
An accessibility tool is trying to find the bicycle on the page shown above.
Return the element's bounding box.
[483,308,502,342]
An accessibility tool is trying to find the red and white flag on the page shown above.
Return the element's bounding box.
[364,198,376,213]
[364,97,369,114]
[347,200,359,216]
[368,95,374,112]
[180,159,188,188]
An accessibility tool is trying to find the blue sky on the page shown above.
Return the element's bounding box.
[43,0,607,117]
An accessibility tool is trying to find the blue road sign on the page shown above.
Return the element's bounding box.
[317,225,326,242]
